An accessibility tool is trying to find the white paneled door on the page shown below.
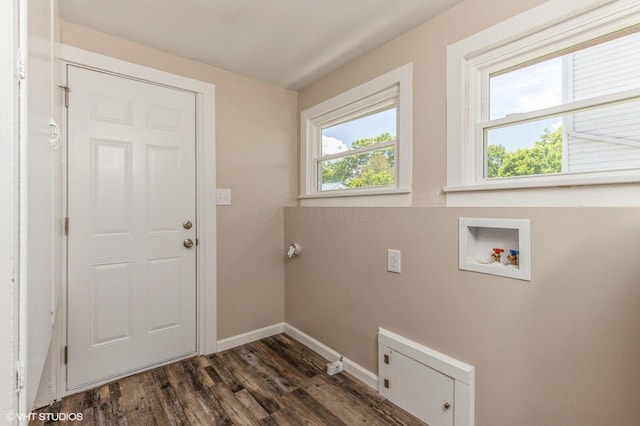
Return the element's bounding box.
[67,65,197,390]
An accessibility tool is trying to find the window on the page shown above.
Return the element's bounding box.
[447,0,640,205]
[300,64,412,205]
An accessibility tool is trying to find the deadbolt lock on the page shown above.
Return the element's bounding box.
[444,402,451,410]
[183,220,193,230]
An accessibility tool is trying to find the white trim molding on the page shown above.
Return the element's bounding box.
[0,0,19,421]
[284,324,378,390]
[217,323,285,352]
[214,323,379,389]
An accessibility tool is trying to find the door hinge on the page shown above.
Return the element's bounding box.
[64,346,68,365]
[64,217,69,235]
[17,50,25,80]
[383,378,390,389]
[59,85,70,108]
[16,362,25,391]
[384,354,389,364]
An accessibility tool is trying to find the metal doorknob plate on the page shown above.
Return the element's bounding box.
[183,239,194,248]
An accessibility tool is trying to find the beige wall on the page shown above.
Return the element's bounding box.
[60,21,298,339]
[289,0,640,425]
[285,207,640,425]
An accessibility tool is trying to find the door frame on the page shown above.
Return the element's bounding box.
[1,0,19,420]
[57,45,217,397]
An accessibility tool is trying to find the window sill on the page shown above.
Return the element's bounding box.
[444,170,640,193]
[299,187,411,207]
[445,174,640,207]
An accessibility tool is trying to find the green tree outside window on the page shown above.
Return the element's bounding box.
[486,127,562,178]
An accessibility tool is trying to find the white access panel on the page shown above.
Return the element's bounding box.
[379,345,454,426]
[378,328,475,426]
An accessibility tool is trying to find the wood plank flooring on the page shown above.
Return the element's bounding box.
[32,334,426,425]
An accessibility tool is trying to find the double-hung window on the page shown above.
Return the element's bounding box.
[447,0,640,204]
[300,64,412,205]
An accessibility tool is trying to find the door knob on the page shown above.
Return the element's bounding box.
[183,239,194,248]
[183,220,193,230]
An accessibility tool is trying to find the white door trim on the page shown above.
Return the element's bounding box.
[57,45,216,397]
[1,0,19,420]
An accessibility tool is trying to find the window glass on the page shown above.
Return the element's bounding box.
[319,145,395,190]
[567,99,640,173]
[570,30,640,101]
[485,29,640,179]
[321,107,396,156]
[490,57,563,120]
[486,119,563,178]
[486,98,640,178]
[318,106,397,191]
[489,30,640,120]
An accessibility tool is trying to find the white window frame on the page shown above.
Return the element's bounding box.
[300,63,412,206]
[446,0,640,206]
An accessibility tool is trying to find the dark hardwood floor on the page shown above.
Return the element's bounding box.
[32,333,426,425]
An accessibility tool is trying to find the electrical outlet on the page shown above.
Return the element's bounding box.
[387,249,401,273]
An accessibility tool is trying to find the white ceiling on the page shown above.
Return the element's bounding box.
[58,0,463,90]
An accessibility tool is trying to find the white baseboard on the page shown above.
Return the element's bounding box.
[216,322,379,390]
[216,322,285,352]
[284,324,378,390]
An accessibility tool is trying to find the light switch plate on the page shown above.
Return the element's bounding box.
[216,188,231,206]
